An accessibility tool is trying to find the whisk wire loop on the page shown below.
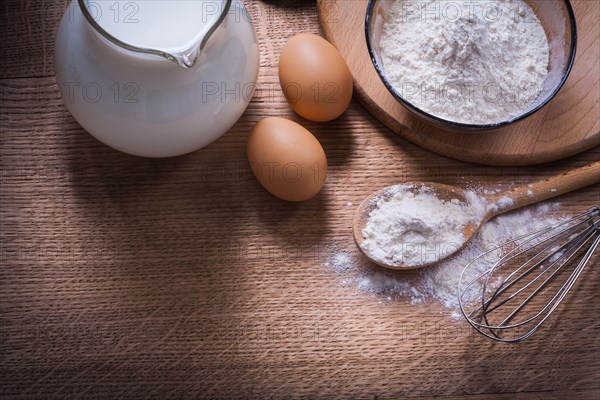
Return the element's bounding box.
[458,207,599,342]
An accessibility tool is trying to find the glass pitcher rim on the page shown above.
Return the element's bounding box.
[77,0,233,68]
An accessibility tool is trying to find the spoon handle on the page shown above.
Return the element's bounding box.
[484,161,600,218]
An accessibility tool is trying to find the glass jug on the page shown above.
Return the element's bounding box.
[54,0,260,157]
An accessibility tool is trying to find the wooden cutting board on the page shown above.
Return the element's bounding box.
[317,0,600,166]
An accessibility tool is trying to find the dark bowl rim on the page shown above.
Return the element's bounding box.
[364,0,578,130]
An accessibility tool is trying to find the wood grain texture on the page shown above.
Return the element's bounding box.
[317,0,600,166]
[1,0,599,399]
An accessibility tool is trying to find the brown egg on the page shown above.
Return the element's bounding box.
[247,117,328,202]
[279,33,353,122]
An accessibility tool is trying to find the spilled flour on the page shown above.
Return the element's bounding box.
[325,202,563,311]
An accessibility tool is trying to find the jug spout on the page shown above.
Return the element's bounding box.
[175,0,232,68]
[178,50,198,69]
[78,0,233,68]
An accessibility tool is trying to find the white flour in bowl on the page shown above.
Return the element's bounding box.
[379,0,550,124]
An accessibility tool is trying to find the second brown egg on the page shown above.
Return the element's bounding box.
[279,34,353,122]
[247,117,327,202]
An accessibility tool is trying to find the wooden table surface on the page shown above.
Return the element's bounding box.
[1,1,599,399]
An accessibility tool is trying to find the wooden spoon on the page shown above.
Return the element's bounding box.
[353,162,600,270]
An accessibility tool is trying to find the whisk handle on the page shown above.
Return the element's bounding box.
[485,162,600,217]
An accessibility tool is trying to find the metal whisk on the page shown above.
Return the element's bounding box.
[458,207,599,343]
